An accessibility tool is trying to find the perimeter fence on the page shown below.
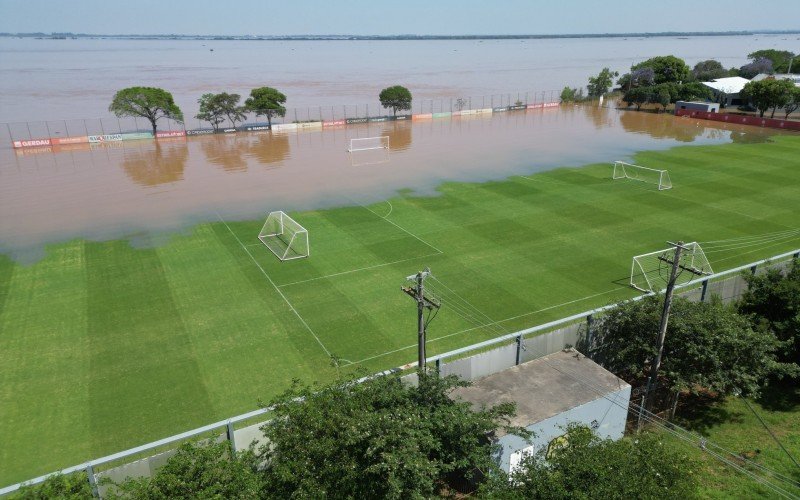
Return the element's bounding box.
[2,249,797,497]
[0,89,559,147]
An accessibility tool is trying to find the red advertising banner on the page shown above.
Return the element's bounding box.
[12,138,51,148]
[155,130,187,138]
[51,136,89,145]
[412,113,433,120]
[323,119,346,127]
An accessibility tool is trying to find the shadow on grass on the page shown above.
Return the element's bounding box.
[756,379,800,412]
[673,392,745,436]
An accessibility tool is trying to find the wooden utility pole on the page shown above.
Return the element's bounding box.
[401,268,440,372]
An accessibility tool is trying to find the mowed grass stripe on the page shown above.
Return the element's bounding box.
[0,241,90,485]
[85,239,215,458]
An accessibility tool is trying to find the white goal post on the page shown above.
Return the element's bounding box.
[613,161,672,190]
[348,136,390,152]
[258,211,309,261]
[630,242,713,293]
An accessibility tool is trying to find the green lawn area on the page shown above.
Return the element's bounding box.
[659,383,800,499]
[1,135,799,485]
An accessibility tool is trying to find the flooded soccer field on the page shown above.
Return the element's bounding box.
[1,106,799,484]
[0,106,786,262]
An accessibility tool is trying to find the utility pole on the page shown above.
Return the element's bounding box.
[643,241,706,412]
[401,268,440,372]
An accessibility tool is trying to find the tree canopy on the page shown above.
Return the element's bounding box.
[739,57,773,79]
[108,87,183,134]
[244,87,286,126]
[379,85,413,116]
[632,55,691,84]
[692,59,728,81]
[257,372,523,498]
[588,296,797,402]
[559,86,583,103]
[586,67,618,98]
[739,260,800,367]
[747,49,796,73]
[196,92,247,130]
[480,425,697,499]
[741,78,796,117]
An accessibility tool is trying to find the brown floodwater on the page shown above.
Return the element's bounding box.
[0,107,793,262]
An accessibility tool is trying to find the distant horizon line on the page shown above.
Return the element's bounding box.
[2,29,800,40]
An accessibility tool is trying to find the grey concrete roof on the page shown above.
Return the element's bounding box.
[450,349,629,432]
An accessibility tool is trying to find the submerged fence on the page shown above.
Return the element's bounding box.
[1,249,797,497]
[1,89,559,148]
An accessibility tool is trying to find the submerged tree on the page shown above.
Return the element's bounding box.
[244,87,286,127]
[741,78,795,117]
[586,68,618,98]
[196,92,247,130]
[109,87,183,134]
[379,85,413,116]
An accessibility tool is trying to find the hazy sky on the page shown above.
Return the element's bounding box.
[1,0,799,35]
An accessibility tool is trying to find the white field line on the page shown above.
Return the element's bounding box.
[382,200,393,219]
[710,239,800,267]
[216,212,331,357]
[350,286,622,365]
[353,197,445,254]
[660,189,794,227]
[277,251,443,288]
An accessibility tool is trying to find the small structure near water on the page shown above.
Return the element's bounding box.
[675,101,720,113]
[451,348,631,474]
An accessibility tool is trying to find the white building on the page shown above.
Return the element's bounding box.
[701,76,751,107]
[451,349,631,474]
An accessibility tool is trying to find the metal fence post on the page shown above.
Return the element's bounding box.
[515,335,522,365]
[86,464,99,498]
[750,265,758,274]
[226,421,237,454]
[26,122,32,140]
[586,314,594,347]
[700,279,709,302]
[45,121,52,138]
[435,358,441,372]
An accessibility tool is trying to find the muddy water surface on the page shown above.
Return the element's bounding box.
[0,107,790,262]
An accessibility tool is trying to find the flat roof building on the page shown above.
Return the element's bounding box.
[451,349,631,473]
[702,76,751,107]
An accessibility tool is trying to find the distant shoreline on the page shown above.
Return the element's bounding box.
[2,30,800,41]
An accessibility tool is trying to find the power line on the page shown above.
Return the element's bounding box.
[740,395,800,470]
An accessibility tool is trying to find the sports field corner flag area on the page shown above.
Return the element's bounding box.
[1,135,799,483]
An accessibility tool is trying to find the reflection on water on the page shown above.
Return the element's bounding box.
[0,107,794,261]
[122,140,189,186]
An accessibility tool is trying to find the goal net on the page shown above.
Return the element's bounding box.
[348,136,389,152]
[630,242,713,293]
[258,211,309,261]
[613,161,672,190]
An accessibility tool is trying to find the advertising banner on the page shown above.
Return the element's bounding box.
[12,138,50,148]
[542,102,560,108]
[492,106,509,112]
[272,123,298,132]
[88,134,123,143]
[120,132,154,141]
[368,116,391,123]
[323,119,346,127]
[156,130,186,138]
[50,136,89,145]
[412,113,432,120]
[186,129,215,136]
[459,109,478,115]
[240,124,270,132]
[474,108,493,115]
[509,105,527,111]
[432,112,452,119]
[395,114,411,120]
[345,117,368,125]
[296,121,323,130]
[527,103,543,109]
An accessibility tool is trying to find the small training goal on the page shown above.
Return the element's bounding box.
[612,161,672,190]
[348,136,390,152]
[630,242,712,293]
[258,211,309,261]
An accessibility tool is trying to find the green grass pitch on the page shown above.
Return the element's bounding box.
[1,135,799,483]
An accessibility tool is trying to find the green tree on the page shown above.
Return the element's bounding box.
[656,86,671,112]
[108,87,183,134]
[106,441,262,499]
[196,92,247,130]
[560,86,581,102]
[741,78,795,117]
[244,87,286,127]
[739,57,773,79]
[258,372,524,499]
[675,81,713,102]
[739,260,800,366]
[783,86,800,118]
[11,472,91,499]
[589,296,797,412]
[378,85,413,116]
[747,49,795,72]
[692,59,728,81]
[586,67,618,98]
[632,55,691,84]
[480,425,698,499]
[623,86,649,110]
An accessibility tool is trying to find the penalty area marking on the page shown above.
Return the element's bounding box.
[349,286,622,366]
[215,211,332,357]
